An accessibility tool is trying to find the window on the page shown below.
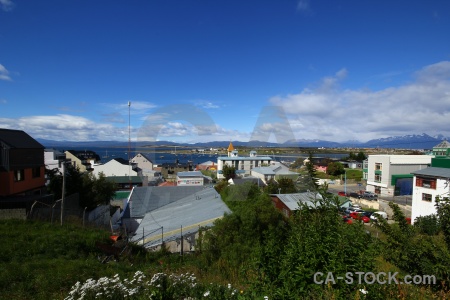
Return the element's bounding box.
[375,187,381,194]
[416,177,437,189]
[32,167,40,178]
[14,169,25,182]
[375,163,382,171]
[422,193,432,202]
[375,174,382,182]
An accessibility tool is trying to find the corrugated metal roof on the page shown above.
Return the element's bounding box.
[272,192,323,211]
[178,171,203,177]
[411,167,450,178]
[0,128,44,149]
[251,167,276,175]
[131,187,230,247]
[128,186,205,218]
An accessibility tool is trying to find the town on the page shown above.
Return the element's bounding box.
[1,127,450,299]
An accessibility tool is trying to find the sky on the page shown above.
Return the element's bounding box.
[1,0,450,144]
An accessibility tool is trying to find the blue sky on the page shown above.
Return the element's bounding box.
[1,0,450,144]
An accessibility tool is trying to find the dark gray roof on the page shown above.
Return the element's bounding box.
[131,187,230,247]
[411,167,450,179]
[0,128,43,149]
[128,186,205,218]
[111,157,129,165]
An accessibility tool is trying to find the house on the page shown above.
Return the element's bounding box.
[217,142,272,179]
[363,155,433,196]
[271,192,351,218]
[0,128,46,197]
[228,176,266,187]
[160,162,194,181]
[195,160,217,171]
[65,150,101,172]
[44,148,66,174]
[177,171,204,186]
[131,153,154,177]
[92,157,138,178]
[270,192,324,217]
[432,140,450,157]
[251,167,276,184]
[121,186,230,251]
[411,157,450,223]
[106,176,146,190]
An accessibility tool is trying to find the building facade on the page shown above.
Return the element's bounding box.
[363,155,433,196]
[0,129,46,197]
[217,142,272,179]
[411,158,450,223]
[65,150,101,172]
[176,171,204,186]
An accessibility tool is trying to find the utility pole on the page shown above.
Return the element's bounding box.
[61,162,66,225]
[128,101,132,191]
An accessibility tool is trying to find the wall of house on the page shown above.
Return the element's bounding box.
[131,154,153,171]
[411,176,449,223]
[93,161,138,177]
[366,155,432,196]
[176,176,204,186]
[0,166,46,196]
[270,196,291,217]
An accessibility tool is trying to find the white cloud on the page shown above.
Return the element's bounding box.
[269,61,450,142]
[0,64,12,81]
[194,100,220,109]
[0,114,128,141]
[0,0,14,11]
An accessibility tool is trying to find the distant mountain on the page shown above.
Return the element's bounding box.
[37,133,449,150]
[361,133,442,149]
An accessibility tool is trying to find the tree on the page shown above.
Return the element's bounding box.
[326,161,344,176]
[222,165,236,181]
[305,152,319,190]
[47,165,117,210]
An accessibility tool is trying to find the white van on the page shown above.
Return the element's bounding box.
[370,211,388,221]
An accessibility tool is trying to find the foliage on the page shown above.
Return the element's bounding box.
[375,202,450,289]
[326,161,344,176]
[414,214,440,235]
[264,178,297,194]
[345,151,367,161]
[271,196,377,298]
[435,196,450,249]
[222,165,236,181]
[46,165,117,210]
[304,152,319,191]
[199,190,288,283]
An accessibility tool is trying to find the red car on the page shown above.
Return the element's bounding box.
[338,191,347,196]
[350,212,370,223]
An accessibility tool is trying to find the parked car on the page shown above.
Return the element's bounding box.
[370,211,388,221]
[350,212,370,223]
[362,211,374,218]
[349,192,362,199]
[342,215,353,224]
[338,191,347,196]
[363,194,378,201]
[350,204,362,209]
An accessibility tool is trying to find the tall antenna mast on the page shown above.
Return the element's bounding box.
[128,101,131,190]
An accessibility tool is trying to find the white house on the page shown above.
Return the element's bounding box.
[217,142,272,179]
[177,171,204,186]
[411,167,450,223]
[364,155,433,196]
[131,153,157,179]
[92,158,138,178]
[44,149,65,173]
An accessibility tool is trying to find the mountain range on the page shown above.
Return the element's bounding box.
[36,133,447,150]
